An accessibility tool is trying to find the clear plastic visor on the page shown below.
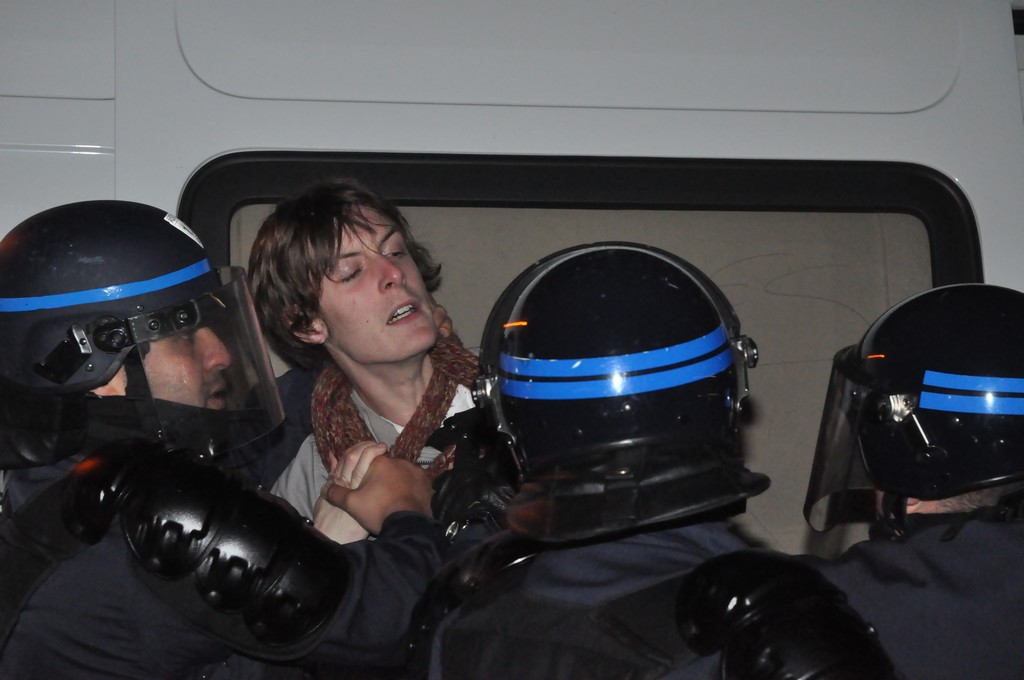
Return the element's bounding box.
[136,267,284,457]
[803,359,878,531]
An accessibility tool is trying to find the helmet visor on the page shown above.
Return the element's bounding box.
[137,267,283,456]
[803,353,877,531]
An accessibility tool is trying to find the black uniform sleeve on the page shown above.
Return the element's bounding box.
[307,511,449,667]
[62,438,449,666]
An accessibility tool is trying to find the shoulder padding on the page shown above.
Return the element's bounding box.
[63,438,351,658]
[676,549,898,680]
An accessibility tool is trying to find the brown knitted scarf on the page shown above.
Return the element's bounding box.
[311,334,479,480]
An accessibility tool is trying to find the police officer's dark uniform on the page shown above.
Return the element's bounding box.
[417,243,899,680]
[410,245,757,678]
[0,202,450,679]
[507,282,1024,680]
[795,283,1024,680]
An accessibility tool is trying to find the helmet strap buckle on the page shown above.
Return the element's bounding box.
[34,324,93,385]
[869,491,908,540]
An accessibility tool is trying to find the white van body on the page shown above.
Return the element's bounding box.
[4,0,1024,554]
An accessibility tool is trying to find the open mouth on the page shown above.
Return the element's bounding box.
[389,304,415,324]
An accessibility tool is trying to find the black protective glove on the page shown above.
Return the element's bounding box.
[427,408,517,540]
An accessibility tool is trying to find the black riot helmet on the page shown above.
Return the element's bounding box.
[475,242,768,541]
[805,284,1024,531]
[0,200,283,460]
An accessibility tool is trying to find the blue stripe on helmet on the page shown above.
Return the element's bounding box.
[499,325,728,378]
[499,346,733,400]
[920,391,1024,416]
[0,260,213,312]
[923,370,1024,395]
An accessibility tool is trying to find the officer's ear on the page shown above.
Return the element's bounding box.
[903,497,925,514]
[90,368,127,397]
[904,497,950,515]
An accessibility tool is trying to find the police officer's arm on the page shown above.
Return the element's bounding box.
[296,449,444,665]
[62,438,447,665]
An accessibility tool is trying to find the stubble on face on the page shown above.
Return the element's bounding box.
[142,329,230,409]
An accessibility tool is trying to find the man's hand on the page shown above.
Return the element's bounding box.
[321,447,433,535]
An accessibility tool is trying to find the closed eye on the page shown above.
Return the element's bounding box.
[328,255,363,283]
[338,267,362,283]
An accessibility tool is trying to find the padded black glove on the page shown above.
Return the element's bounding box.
[427,408,517,540]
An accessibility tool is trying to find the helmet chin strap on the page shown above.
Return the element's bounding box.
[122,349,149,402]
[120,349,164,442]
[869,491,908,540]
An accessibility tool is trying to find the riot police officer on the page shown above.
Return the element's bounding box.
[795,283,1024,679]
[419,242,770,679]
[419,242,901,680]
[674,283,1024,679]
[0,201,445,678]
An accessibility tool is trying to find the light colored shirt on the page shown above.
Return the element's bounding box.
[271,384,475,519]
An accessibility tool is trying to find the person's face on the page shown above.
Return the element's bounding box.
[304,211,438,370]
[141,326,232,409]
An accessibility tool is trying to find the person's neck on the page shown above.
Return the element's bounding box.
[336,353,434,426]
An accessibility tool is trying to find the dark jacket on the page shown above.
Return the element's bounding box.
[429,523,750,680]
[0,388,448,679]
[803,517,1024,680]
[430,514,1024,680]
